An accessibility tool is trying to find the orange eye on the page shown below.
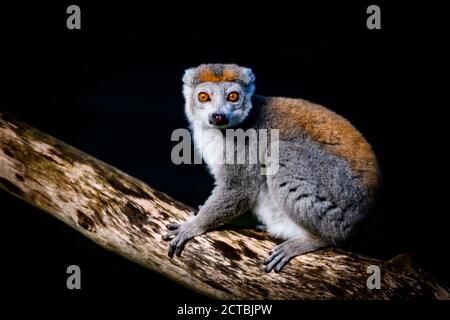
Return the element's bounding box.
[198,92,210,103]
[227,91,239,102]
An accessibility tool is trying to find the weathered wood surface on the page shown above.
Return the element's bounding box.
[0,112,448,300]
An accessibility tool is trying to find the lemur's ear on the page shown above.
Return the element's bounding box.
[182,68,197,87]
[239,67,256,87]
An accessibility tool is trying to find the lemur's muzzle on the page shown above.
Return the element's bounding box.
[209,113,229,126]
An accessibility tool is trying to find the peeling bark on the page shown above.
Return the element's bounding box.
[0,112,448,300]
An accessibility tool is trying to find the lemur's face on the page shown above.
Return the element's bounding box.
[191,81,251,128]
[182,64,256,129]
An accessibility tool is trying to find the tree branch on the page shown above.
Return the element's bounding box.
[0,112,448,299]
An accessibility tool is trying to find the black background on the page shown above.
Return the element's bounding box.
[0,0,443,312]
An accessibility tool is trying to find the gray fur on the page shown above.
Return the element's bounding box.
[163,63,376,273]
[267,138,370,245]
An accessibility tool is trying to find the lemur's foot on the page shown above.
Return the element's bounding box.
[264,237,324,273]
[162,220,204,258]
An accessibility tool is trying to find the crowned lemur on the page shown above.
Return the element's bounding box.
[163,64,380,272]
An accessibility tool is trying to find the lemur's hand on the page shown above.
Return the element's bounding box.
[162,217,204,258]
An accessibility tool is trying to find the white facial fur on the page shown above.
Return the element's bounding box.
[183,81,254,129]
[183,81,254,177]
[182,65,256,177]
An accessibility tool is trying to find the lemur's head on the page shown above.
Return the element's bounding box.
[182,64,255,128]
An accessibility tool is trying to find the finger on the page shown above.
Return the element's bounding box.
[174,239,187,257]
[264,250,282,265]
[162,229,178,241]
[275,256,291,273]
[270,240,292,254]
[168,239,178,258]
[169,237,182,257]
[269,243,283,254]
[264,254,284,272]
[166,223,180,230]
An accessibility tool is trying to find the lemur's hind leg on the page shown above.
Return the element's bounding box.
[268,140,369,247]
[263,140,369,272]
[264,236,326,272]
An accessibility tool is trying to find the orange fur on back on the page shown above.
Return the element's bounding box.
[263,96,379,197]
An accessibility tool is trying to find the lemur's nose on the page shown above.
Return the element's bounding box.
[210,113,229,126]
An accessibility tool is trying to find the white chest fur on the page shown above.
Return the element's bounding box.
[193,126,225,177]
[193,125,308,241]
[254,186,310,240]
